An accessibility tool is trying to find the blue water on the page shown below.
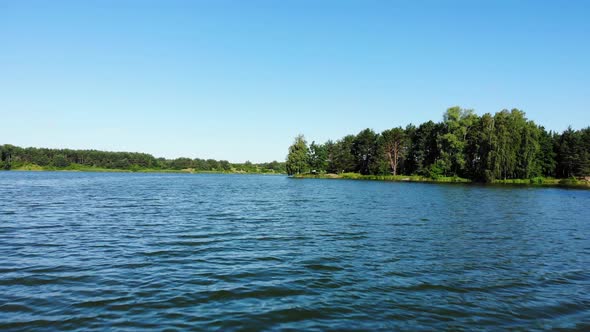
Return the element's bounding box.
[1,172,589,331]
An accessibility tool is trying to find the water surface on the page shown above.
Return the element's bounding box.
[1,172,589,330]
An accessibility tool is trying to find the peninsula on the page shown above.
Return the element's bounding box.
[286,107,590,187]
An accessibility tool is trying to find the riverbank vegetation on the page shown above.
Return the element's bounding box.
[294,173,590,188]
[0,145,286,174]
[295,172,471,183]
[286,107,590,184]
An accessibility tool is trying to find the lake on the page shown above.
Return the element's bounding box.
[1,172,589,330]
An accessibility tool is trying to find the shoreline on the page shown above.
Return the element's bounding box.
[4,168,589,188]
[293,173,590,189]
[2,166,285,175]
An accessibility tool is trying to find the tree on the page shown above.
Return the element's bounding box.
[405,121,441,176]
[170,157,193,170]
[438,107,479,177]
[536,127,556,177]
[285,107,574,182]
[308,141,328,173]
[580,127,590,176]
[219,160,232,171]
[330,135,356,173]
[286,135,310,175]
[0,145,14,170]
[52,154,70,168]
[352,129,379,175]
[380,127,407,175]
[518,121,541,179]
[468,113,495,181]
[556,127,583,178]
[323,140,336,173]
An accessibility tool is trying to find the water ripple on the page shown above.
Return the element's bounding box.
[0,172,589,331]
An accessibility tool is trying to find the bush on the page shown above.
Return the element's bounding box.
[428,161,445,179]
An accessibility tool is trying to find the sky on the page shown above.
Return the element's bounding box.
[1,0,589,163]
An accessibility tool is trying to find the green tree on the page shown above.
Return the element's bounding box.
[518,121,541,179]
[330,136,356,173]
[309,141,328,173]
[405,121,441,175]
[380,127,407,175]
[52,154,70,168]
[556,127,586,178]
[170,157,193,170]
[580,127,590,176]
[537,127,556,177]
[0,145,14,169]
[468,113,495,181]
[438,107,479,177]
[286,135,310,175]
[219,160,232,171]
[352,129,379,175]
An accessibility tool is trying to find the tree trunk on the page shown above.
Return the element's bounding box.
[386,150,395,175]
[392,145,399,176]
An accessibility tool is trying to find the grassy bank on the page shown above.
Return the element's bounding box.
[492,177,590,187]
[294,172,590,188]
[294,172,470,183]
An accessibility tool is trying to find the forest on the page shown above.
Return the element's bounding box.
[286,107,590,182]
[0,145,286,174]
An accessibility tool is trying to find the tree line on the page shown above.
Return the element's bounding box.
[286,107,590,181]
[0,145,286,174]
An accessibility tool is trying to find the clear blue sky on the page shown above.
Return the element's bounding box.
[1,0,589,162]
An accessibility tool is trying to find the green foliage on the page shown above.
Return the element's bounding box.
[329,135,356,173]
[169,157,193,170]
[297,172,470,183]
[52,154,70,168]
[558,177,581,185]
[286,135,310,175]
[287,107,590,183]
[437,107,479,177]
[406,121,440,176]
[0,144,285,174]
[380,127,407,175]
[428,160,446,179]
[555,127,590,178]
[352,129,379,175]
[0,144,14,169]
[309,141,328,173]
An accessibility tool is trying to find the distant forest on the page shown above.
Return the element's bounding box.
[286,107,590,181]
[0,145,286,174]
